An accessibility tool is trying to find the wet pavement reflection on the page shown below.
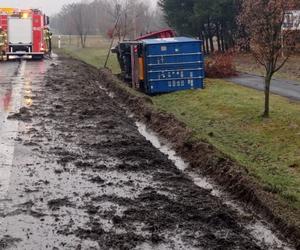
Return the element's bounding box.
[0,60,49,199]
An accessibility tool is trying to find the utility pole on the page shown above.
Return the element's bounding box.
[133,5,137,39]
[104,7,121,68]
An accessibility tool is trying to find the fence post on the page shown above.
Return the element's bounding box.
[58,35,61,49]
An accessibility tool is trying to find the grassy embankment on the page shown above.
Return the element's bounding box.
[153,81,300,210]
[53,35,120,74]
[56,37,300,215]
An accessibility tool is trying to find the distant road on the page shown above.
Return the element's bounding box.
[226,73,300,101]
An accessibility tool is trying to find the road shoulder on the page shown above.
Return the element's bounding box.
[96,67,300,248]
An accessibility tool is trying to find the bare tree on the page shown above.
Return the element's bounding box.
[70,3,92,48]
[124,0,154,39]
[107,0,162,40]
[51,0,168,42]
[93,0,121,35]
[238,0,297,118]
[60,5,76,44]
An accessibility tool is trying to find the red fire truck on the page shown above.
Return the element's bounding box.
[0,8,50,60]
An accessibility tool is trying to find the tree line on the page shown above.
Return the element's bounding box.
[158,0,242,54]
[159,0,300,55]
[159,0,300,117]
[51,0,166,48]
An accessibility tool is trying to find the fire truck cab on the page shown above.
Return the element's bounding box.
[0,8,50,60]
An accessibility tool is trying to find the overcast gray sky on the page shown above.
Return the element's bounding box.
[0,0,158,15]
[0,0,81,15]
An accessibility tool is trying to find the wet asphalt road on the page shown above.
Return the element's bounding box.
[0,60,40,198]
[0,57,295,250]
[0,62,18,197]
[226,73,300,101]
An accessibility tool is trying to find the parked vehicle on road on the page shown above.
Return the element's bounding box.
[0,8,50,60]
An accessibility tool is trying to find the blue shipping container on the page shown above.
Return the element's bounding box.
[141,37,205,94]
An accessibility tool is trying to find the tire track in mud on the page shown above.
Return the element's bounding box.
[0,56,294,249]
[93,68,294,250]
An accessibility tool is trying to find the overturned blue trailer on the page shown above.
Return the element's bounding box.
[114,37,205,95]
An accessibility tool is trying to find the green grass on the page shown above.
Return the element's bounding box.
[153,79,300,209]
[59,46,121,74]
[59,46,300,212]
[56,44,150,99]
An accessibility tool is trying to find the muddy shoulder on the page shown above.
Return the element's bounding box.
[6,54,296,249]
[90,59,300,247]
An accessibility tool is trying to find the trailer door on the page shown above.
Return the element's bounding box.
[8,17,32,44]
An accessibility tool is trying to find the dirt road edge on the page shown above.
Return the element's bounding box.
[96,68,300,248]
